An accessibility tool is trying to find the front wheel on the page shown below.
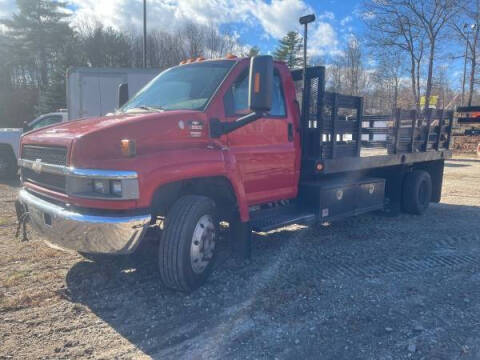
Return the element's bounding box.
[159,195,217,292]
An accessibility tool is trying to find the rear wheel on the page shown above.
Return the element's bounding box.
[402,170,432,215]
[159,195,217,292]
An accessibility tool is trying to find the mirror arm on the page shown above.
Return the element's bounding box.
[209,111,265,138]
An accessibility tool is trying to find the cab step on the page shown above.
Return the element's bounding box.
[249,206,316,232]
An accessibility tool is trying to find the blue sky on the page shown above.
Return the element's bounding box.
[234,0,363,56]
[0,0,363,59]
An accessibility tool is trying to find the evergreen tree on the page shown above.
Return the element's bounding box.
[1,0,73,89]
[273,31,303,69]
[1,0,75,115]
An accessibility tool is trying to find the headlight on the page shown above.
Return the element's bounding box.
[111,180,122,195]
[93,179,109,194]
[64,169,139,200]
[93,179,123,196]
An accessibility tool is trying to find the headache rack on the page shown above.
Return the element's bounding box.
[291,67,453,178]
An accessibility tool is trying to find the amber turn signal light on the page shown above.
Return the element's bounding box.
[254,73,261,93]
[121,139,136,157]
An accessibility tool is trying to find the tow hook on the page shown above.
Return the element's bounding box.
[15,200,29,242]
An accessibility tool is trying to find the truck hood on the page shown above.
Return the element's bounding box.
[21,110,211,167]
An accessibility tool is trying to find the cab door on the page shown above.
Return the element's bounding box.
[223,64,297,205]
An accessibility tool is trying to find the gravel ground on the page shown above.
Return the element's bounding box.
[1,155,480,359]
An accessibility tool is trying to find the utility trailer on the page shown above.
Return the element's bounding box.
[67,67,159,120]
[248,66,453,232]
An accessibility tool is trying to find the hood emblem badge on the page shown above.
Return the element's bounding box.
[32,159,43,174]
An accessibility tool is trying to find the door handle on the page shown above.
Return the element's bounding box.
[288,123,294,141]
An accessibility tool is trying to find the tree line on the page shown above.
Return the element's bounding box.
[273,0,479,114]
[0,0,250,127]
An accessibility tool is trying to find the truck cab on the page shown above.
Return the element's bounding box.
[17,55,453,292]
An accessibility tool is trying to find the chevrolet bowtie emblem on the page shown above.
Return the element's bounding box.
[32,159,43,174]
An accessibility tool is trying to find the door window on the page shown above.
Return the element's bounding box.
[224,69,286,117]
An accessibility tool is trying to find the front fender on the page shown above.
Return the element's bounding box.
[137,147,250,221]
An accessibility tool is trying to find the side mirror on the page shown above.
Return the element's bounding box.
[209,55,274,139]
[248,55,273,113]
[118,83,129,108]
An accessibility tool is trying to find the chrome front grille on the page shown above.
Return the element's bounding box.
[22,145,67,166]
[21,145,68,192]
[21,167,66,192]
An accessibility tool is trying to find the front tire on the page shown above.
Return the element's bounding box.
[402,170,432,215]
[159,195,217,292]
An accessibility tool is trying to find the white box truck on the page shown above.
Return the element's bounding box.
[0,67,159,178]
[66,67,159,120]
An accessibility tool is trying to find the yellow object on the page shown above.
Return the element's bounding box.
[420,96,438,109]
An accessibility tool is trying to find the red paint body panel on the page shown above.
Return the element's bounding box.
[20,59,301,221]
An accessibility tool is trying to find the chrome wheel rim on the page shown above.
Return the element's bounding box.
[190,214,216,274]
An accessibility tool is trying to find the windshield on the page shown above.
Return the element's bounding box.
[120,61,234,113]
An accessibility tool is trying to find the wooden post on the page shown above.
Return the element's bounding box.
[355,97,363,157]
[435,109,444,150]
[445,110,454,149]
[316,68,325,159]
[424,108,433,151]
[410,109,417,152]
[393,108,401,154]
[331,93,338,159]
[301,71,311,157]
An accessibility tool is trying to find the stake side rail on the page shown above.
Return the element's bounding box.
[290,66,454,178]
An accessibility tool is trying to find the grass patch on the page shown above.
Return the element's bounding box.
[2,270,31,288]
[0,289,56,312]
[0,216,12,226]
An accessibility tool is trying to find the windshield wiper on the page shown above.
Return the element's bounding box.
[125,105,165,113]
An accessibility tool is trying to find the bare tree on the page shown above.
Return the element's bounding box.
[403,0,461,110]
[183,21,205,58]
[344,37,362,96]
[364,0,425,111]
[372,47,404,111]
[451,0,480,106]
[327,56,343,93]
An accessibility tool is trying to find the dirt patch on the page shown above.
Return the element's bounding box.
[452,135,480,153]
[1,155,480,359]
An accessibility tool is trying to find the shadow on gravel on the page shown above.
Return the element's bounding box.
[64,226,303,358]
[444,163,471,168]
[447,158,480,163]
[63,203,480,359]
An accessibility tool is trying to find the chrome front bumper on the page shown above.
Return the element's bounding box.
[18,189,151,254]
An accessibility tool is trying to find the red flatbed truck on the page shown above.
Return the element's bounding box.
[16,16,453,292]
